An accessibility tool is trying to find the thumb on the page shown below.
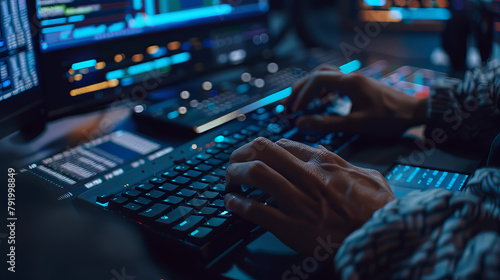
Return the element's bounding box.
[296,113,365,134]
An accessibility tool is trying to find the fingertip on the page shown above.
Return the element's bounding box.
[224,194,250,215]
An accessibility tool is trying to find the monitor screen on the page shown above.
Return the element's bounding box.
[346,0,452,29]
[0,0,43,138]
[36,0,271,117]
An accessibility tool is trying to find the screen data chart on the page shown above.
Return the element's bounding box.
[0,0,39,103]
[36,0,269,52]
[357,0,452,23]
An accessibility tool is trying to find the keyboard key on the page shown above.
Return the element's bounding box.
[174,158,186,165]
[96,193,113,204]
[186,198,209,209]
[161,170,178,179]
[183,170,202,178]
[196,153,212,161]
[158,183,180,193]
[122,189,142,199]
[174,165,190,172]
[176,188,197,198]
[162,195,184,205]
[211,169,226,178]
[171,176,190,185]
[139,203,170,220]
[205,148,219,155]
[123,203,143,214]
[149,177,167,186]
[109,196,129,210]
[135,183,155,192]
[194,164,212,172]
[196,207,218,216]
[222,138,239,145]
[145,190,167,200]
[187,227,213,245]
[211,184,226,192]
[247,125,261,132]
[189,182,209,191]
[217,210,233,219]
[233,133,246,140]
[205,158,222,166]
[214,143,229,150]
[210,199,225,208]
[214,153,231,161]
[201,175,219,184]
[199,191,218,200]
[172,215,204,235]
[134,197,153,206]
[156,206,194,228]
[185,159,201,166]
[248,189,266,200]
[204,217,227,228]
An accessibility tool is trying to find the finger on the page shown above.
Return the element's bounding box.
[225,160,304,204]
[275,139,347,169]
[296,113,366,134]
[291,72,362,113]
[229,137,307,185]
[224,194,293,236]
[283,65,340,109]
[274,138,322,162]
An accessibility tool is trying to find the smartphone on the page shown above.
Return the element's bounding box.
[384,163,470,199]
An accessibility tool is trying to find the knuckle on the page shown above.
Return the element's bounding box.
[276,138,290,146]
[252,137,271,150]
[346,72,365,84]
[248,160,267,176]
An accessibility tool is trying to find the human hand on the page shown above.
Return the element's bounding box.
[284,65,428,138]
[224,137,396,255]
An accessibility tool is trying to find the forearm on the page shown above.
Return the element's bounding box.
[335,167,500,279]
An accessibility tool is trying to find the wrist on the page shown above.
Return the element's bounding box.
[411,98,429,126]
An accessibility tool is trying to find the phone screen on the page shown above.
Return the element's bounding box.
[385,164,469,197]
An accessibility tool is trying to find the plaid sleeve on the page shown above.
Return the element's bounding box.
[425,62,500,150]
[335,168,500,279]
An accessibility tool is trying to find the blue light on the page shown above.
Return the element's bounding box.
[68,15,85,23]
[121,77,134,86]
[41,17,67,26]
[41,24,75,34]
[155,57,171,68]
[133,0,142,10]
[108,22,126,33]
[72,59,97,70]
[363,0,386,7]
[106,69,126,81]
[3,80,11,88]
[214,135,225,143]
[73,25,107,39]
[182,42,192,51]
[171,52,191,65]
[340,60,362,74]
[167,111,180,119]
[275,104,285,114]
[128,61,156,76]
[145,0,155,15]
[388,8,451,21]
[210,90,218,97]
[151,47,167,58]
[236,84,250,94]
[147,4,233,26]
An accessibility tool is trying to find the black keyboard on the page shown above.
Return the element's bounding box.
[78,105,358,265]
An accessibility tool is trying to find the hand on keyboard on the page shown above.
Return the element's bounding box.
[284,65,428,138]
[224,137,396,256]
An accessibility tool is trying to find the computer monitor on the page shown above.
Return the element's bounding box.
[342,0,453,31]
[35,0,271,118]
[0,0,44,139]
